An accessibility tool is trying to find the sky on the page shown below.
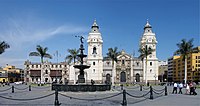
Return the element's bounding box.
[0,0,199,68]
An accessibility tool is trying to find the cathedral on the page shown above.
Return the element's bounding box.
[24,20,158,84]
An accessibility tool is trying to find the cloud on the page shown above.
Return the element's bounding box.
[0,17,88,51]
[0,16,89,68]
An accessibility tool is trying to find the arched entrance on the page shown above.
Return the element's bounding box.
[45,78,48,83]
[105,74,111,84]
[136,73,140,82]
[120,71,126,82]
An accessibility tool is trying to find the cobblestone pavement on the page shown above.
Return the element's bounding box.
[0,84,199,106]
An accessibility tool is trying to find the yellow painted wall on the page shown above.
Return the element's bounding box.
[173,52,200,82]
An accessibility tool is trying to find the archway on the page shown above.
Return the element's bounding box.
[120,71,126,82]
[45,78,48,83]
[92,47,97,54]
[105,74,111,84]
[136,73,140,82]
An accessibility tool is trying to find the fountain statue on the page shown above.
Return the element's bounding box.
[73,36,90,83]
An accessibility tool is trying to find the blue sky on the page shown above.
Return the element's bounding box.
[0,0,199,68]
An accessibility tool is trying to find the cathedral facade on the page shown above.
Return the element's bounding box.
[24,20,158,84]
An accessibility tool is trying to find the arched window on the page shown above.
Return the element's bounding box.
[92,47,97,54]
[45,70,48,74]
[93,62,95,66]
[150,62,152,66]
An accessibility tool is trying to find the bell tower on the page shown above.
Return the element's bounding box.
[140,20,158,82]
[87,20,103,83]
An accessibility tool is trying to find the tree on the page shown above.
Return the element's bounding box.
[65,49,79,64]
[106,47,120,85]
[174,39,193,84]
[29,45,52,63]
[138,45,154,85]
[0,41,10,54]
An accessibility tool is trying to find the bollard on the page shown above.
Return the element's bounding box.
[121,84,123,90]
[54,89,60,106]
[12,86,14,93]
[121,90,127,106]
[150,86,153,100]
[140,85,142,91]
[29,85,31,91]
[165,86,167,96]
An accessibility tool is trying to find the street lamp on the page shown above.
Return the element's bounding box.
[154,74,157,85]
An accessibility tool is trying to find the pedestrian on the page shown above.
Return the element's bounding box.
[186,83,190,94]
[193,82,197,95]
[172,82,178,94]
[178,82,183,94]
[189,82,194,95]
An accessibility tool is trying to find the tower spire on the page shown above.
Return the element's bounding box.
[91,19,99,33]
[91,19,99,29]
[144,19,152,29]
[143,19,152,33]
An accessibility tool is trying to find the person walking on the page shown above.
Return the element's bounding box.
[189,82,194,95]
[172,82,178,94]
[186,83,190,94]
[193,82,197,95]
[178,82,183,94]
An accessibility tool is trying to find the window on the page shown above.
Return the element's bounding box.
[150,62,152,66]
[136,62,139,66]
[64,71,67,74]
[122,60,125,65]
[150,69,152,72]
[106,62,110,65]
[93,62,95,66]
[92,47,97,54]
[45,70,48,74]
[93,69,95,73]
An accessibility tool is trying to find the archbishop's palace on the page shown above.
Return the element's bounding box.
[24,20,159,84]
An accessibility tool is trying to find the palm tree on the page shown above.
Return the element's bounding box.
[138,45,154,85]
[106,47,120,85]
[29,45,52,63]
[174,39,193,84]
[0,41,10,54]
[65,49,79,64]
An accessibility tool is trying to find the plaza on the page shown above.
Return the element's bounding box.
[0,84,199,106]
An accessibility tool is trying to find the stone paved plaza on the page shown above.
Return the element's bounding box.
[0,84,199,106]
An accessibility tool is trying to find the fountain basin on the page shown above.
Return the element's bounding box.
[73,65,90,70]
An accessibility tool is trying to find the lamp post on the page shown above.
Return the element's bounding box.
[54,50,60,84]
[154,74,157,85]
